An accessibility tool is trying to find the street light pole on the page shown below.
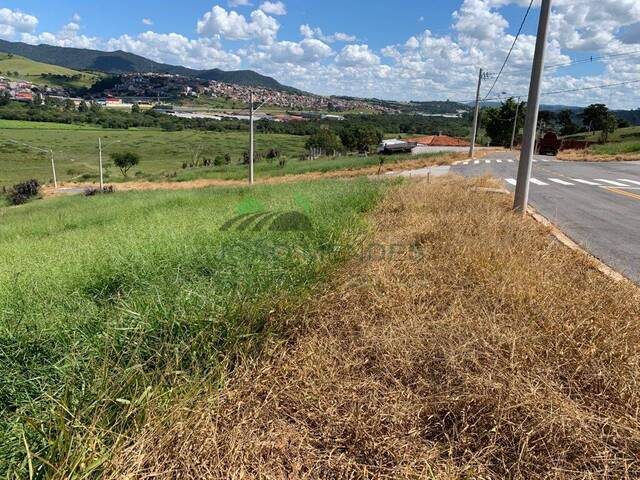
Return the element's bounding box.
[249,90,254,185]
[50,150,58,189]
[469,68,484,159]
[514,0,552,214]
[98,137,104,191]
[510,98,521,151]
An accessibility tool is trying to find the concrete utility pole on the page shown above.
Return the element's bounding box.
[50,150,58,189]
[514,0,552,214]
[98,137,104,191]
[469,68,484,159]
[249,90,255,185]
[510,98,521,151]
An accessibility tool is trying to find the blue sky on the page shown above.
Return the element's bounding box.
[2,1,640,108]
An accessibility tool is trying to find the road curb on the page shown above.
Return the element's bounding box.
[472,186,634,285]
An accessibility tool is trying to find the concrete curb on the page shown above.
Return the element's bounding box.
[472,186,633,285]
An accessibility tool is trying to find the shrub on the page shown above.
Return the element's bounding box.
[214,155,226,166]
[84,185,115,196]
[7,179,40,205]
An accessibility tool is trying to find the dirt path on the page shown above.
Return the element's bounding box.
[108,176,640,479]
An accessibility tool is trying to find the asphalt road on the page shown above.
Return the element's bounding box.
[395,152,640,283]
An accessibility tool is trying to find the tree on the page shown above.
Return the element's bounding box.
[483,98,526,147]
[0,90,10,106]
[618,118,631,129]
[110,151,140,177]
[78,101,89,113]
[63,99,76,112]
[306,128,342,153]
[131,103,141,114]
[557,109,579,136]
[581,104,617,142]
[340,126,383,153]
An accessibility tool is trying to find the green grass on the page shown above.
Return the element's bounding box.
[0,53,101,88]
[0,178,386,477]
[565,126,640,156]
[171,151,446,182]
[0,120,308,186]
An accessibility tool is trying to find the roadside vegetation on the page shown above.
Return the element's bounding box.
[0,178,386,477]
[560,125,640,160]
[108,176,640,479]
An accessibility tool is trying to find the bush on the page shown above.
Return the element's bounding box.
[84,185,115,196]
[7,179,40,205]
[214,155,226,166]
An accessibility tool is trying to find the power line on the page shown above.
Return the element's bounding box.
[482,0,535,101]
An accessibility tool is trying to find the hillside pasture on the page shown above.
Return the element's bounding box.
[0,53,101,88]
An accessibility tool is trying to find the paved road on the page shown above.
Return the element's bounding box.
[396,152,640,283]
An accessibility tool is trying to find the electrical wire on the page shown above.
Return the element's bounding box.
[482,0,535,101]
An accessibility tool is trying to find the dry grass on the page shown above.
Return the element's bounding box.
[557,149,640,162]
[107,175,640,479]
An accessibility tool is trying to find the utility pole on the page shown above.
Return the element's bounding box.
[98,137,104,191]
[514,0,552,214]
[469,68,484,159]
[249,90,254,185]
[50,150,58,189]
[510,98,521,151]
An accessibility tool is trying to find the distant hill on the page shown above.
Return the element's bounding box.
[0,39,299,92]
[0,53,101,89]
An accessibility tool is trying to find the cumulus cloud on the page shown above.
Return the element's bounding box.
[22,21,100,49]
[335,44,380,67]
[257,38,333,64]
[106,32,241,70]
[142,18,153,26]
[259,1,287,16]
[197,6,279,44]
[300,24,356,43]
[0,7,38,40]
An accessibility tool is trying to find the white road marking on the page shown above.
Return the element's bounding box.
[463,161,470,165]
[505,178,517,185]
[572,179,602,186]
[474,160,480,165]
[485,160,491,164]
[619,179,640,186]
[453,161,461,165]
[530,178,549,186]
[548,178,574,186]
[595,179,630,187]
[496,159,502,163]
[532,159,538,163]
[507,159,514,163]
[541,159,551,162]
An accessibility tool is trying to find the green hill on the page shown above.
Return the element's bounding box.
[0,53,101,89]
[0,40,299,93]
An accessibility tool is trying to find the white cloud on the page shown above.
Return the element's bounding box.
[335,44,380,67]
[257,38,333,64]
[106,32,241,70]
[300,24,356,43]
[142,18,153,26]
[229,0,252,7]
[259,1,287,16]
[72,13,81,23]
[22,22,100,49]
[197,6,279,44]
[0,7,38,40]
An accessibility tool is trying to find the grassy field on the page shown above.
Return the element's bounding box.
[565,126,640,156]
[109,177,640,479]
[0,178,386,477]
[0,119,458,188]
[0,53,101,88]
[0,120,308,186]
